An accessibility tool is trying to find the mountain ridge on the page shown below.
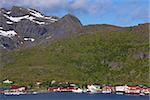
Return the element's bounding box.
[0,6,82,49]
[0,6,149,50]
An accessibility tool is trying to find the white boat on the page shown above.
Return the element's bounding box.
[32,92,38,94]
[4,90,26,95]
[116,92,124,95]
[139,93,145,96]
[102,91,111,93]
[72,88,83,93]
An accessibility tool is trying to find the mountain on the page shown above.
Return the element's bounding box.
[1,6,149,50]
[0,6,149,86]
[0,6,82,49]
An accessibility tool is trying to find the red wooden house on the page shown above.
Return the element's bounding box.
[10,85,27,92]
[125,86,141,94]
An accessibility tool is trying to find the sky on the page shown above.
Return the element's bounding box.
[0,0,149,26]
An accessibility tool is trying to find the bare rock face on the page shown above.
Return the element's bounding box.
[0,36,17,49]
[133,51,149,60]
[0,8,9,14]
[15,19,47,37]
[0,13,13,31]
[10,6,30,17]
[46,14,83,38]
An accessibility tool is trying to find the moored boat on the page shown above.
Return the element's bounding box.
[72,88,83,93]
[102,91,111,93]
[4,90,26,95]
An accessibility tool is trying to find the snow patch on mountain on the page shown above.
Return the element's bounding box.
[28,9,44,18]
[33,21,45,25]
[0,30,17,37]
[44,16,58,23]
[2,8,59,26]
[6,21,13,24]
[4,14,46,25]
[24,37,35,42]
[27,16,35,20]
[0,27,3,29]
[6,11,11,14]
[4,14,29,22]
[45,16,58,22]
[3,14,58,25]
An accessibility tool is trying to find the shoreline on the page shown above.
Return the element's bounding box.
[1,88,150,96]
[1,83,150,96]
[1,91,149,97]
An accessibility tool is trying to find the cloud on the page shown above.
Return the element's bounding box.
[68,0,88,13]
[0,0,149,26]
[0,0,113,15]
[67,0,113,15]
[0,0,66,11]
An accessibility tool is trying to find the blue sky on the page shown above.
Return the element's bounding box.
[0,0,149,26]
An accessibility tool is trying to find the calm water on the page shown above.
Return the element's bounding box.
[0,92,149,100]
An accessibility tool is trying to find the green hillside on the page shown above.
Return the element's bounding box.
[0,31,149,86]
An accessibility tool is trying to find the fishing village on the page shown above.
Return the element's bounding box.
[0,79,150,96]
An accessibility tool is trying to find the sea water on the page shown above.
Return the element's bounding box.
[1,92,149,100]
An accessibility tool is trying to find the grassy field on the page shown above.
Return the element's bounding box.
[0,31,149,86]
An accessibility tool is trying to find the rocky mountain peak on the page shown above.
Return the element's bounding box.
[62,13,82,26]
[10,6,30,17]
[0,8,9,14]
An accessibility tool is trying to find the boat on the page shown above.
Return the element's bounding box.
[32,92,38,94]
[72,88,83,93]
[139,93,145,96]
[116,92,124,95]
[4,90,26,95]
[102,91,111,94]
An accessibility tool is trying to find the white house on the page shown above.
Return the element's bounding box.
[87,85,102,93]
[115,85,128,92]
[3,79,13,84]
